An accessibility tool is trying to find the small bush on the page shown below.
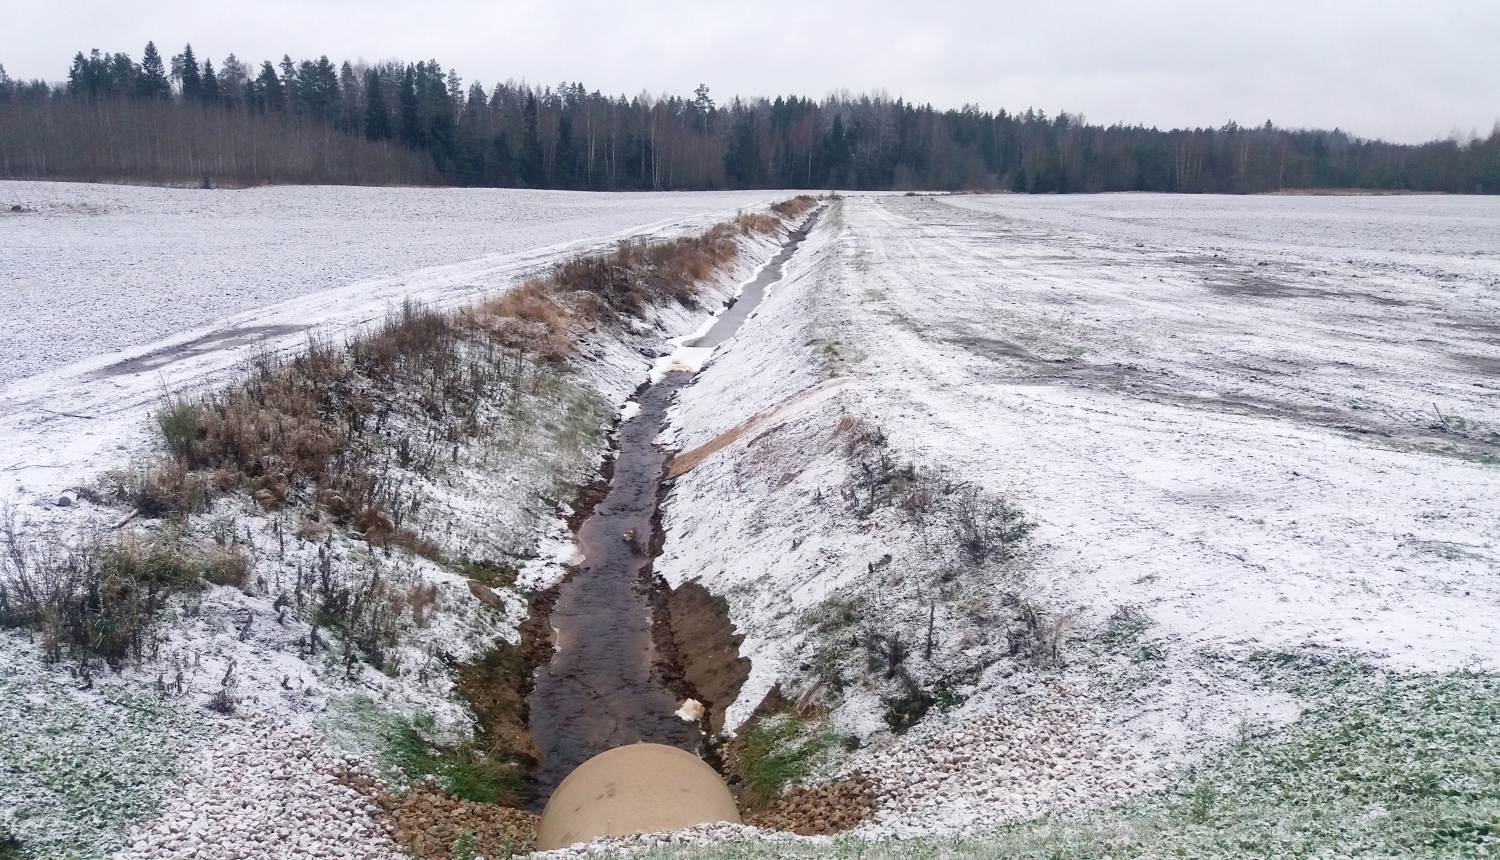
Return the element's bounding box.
[1096,604,1153,652]
[1008,600,1074,666]
[207,661,239,715]
[115,460,210,520]
[0,517,254,667]
[0,827,23,860]
[450,830,480,860]
[201,546,251,587]
[733,212,781,233]
[156,400,201,458]
[950,483,1034,564]
[883,679,938,732]
[771,195,819,218]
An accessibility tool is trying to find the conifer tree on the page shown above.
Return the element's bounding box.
[67,52,92,98]
[201,59,220,105]
[218,54,248,106]
[295,56,339,120]
[107,52,136,97]
[692,84,714,133]
[398,65,421,148]
[338,61,359,132]
[518,90,544,186]
[136,41,170,99]
[278,55,298,113]
[173,44,202,101]
[724,116,760,186]
[364,70,393,140]
[254,61,284,113]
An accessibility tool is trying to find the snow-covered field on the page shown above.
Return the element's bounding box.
[655,192,1500,836]
[0,182,788,385]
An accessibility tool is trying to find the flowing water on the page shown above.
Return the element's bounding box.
[525,212,819,809]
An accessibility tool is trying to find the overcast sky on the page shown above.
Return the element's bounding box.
[3,0,1496,144]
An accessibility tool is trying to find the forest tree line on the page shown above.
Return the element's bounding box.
[2,43,1498,192]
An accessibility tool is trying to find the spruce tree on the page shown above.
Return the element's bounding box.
[107,52,136,97]
[519,91,544,186]
[724,117,760,187]
[67,52,91,98]
[173,44,202,101]
[278,55,298,113]
[364,70,393,140]
[136,41,170,99]
[201,59,220,105]
[255,61,284,112]
[398,65,421,148]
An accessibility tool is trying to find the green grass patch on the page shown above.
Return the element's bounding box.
[0,637,211,860]
[737,713,843,805]
[327,695,522,806]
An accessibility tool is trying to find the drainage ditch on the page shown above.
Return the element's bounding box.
[522,211,820,810]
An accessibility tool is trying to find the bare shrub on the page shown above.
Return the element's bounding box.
[0,517,221,667]
[202,546,251,588]
[733,212,781,234]
[897,474,940,521]
[1009,600,1075,666]
[407,582,439,627]
[950,483,1034,564]
[207,659,239,715]
[110,460,210,520]
[832,414,885,457]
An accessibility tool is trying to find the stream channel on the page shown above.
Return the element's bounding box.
[525,210,820,809]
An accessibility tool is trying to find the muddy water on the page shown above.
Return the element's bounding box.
[525,211,818,809]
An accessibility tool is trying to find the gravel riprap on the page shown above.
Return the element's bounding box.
[113,716,403,860]
[858,686,1148,836]
[743,772,878,835]
[529,821,826,858]
[336,773,539,858]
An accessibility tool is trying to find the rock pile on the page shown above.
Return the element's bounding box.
[744,772,877,835]
[529,821,817,858]
[114,717,403,860]
[338,774,538,858]
[859,687,1147,834]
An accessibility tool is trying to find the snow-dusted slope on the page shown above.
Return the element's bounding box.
[655,193,1500,836]
[844,192,1500,670]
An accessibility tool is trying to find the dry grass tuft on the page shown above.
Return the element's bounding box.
[771,195,819,219]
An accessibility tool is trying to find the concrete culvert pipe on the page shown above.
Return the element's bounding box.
[535,743,742,850]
